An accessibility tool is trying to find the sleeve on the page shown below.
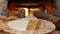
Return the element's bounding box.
[0,11,3,16]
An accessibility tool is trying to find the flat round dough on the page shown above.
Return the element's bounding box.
[6,19,55,34]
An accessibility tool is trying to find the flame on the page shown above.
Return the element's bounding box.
[24,8,29,16]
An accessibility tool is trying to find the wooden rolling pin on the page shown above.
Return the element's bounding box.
[26,20,39,34]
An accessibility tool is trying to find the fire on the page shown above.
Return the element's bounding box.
[19,8,39,17]
[24,8,29,16]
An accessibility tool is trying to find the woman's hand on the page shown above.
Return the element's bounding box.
[7,16,18,21]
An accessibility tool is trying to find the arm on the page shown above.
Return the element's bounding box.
[0,16,17,21]
[33,11,60,23]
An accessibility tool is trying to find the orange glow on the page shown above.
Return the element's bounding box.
[24,8,29,16]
